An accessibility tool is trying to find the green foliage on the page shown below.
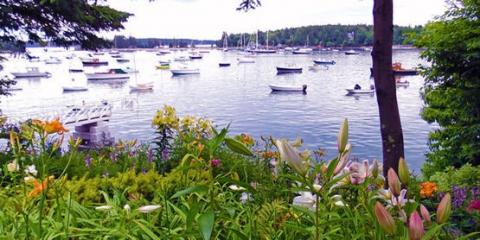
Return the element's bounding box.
[0,0,131,49]
[220,24,422,47]
[412,0,480,176]
[428,164,480,192]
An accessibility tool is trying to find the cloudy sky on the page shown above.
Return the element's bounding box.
[108,0,447,40]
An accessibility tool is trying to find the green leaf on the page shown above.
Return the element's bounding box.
[134,220,161,240]
[224,137,254,156]
[170,185,208,199]
[198,211,215,240]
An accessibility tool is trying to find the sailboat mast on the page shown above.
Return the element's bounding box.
[266,31,269,49]
[256,30,259,49]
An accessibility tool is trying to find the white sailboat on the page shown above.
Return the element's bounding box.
[130,55,153,91]
[293,35,313,54]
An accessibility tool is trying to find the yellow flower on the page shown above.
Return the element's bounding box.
[44,118,68,134]
[7,161,18,172]
[420,181,438,198]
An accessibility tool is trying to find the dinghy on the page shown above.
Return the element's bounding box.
[219,62,231,67]
[63,86,88,92]
[276,66,302,74]
[313,59,335,65]
[270,84,307,93]
[81,58,108,66]
[345,50,360,55]
[45,57,62,64]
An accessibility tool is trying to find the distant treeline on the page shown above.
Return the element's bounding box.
[219,24,423,48]
[112,36,216,48]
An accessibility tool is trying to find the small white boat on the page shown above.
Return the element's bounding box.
[189,53,203,59]
[396,80,410,87]
[270,84,307,92]
[237,57,255,63]
[11,67,51,78]
[158,60,171,65]
[45,57,62,64]
[174,56,190,62]
[81,57,108,66]
[9,86,23,91]
[156,50,171,55]
[284,47,294,52]
[121,66,138,73]
[130,82,154,91]
[86,68,130,80]
[345,50,360,55]
[276,66,302,74]
[292,48,313,54]
[346,89,374,94]
[170,65,200,75]
[63,86,88,92]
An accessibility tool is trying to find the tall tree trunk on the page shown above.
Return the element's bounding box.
[372,0,404,176]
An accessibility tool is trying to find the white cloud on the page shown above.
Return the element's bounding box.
[107,0,447,39]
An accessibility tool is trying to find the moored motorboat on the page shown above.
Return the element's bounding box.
[81,58,108,66]
[45,57,62,64]
[170,65,200,75]
[345,50,360,55]
[63,86,88,92]
[130,82,154,91]
[219,62,231,67]
[11,67,51,78]
[121,66,138,73]
[86,68,130,80]
[276,66,303,74]
[237,57,255,63]
[269,84,307,93]
[251,49,277,54]
[292,48,313,54]
[346,89,374,94]
[116,58,130,63]
[313,59,335,65]
[174,56,190,62]
[189,54,203,60]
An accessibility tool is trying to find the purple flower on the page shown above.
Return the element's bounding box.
[110,152,117,162]
[147,148,154,163]
[161,149,169,160]
[471,187,480,199]
[128,149,136,157]
[84,156,92,167]
[452,186,467,208]
[211,159,221,168]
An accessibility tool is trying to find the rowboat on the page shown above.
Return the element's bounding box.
[313,59,335,65]
[11,67,51,78]
[189,54,203,60]
[86,68,130,80]
[270,84,307,92]
[276,66,302,74]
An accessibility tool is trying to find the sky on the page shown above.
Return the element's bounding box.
[107,0,447,40]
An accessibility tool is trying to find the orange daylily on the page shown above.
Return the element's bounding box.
[420,181,438,198]
[44,118,68,134]
[28,176,54,197]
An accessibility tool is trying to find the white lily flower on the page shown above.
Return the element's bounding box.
[275,139,308,175]
[137,205,161,213]
[313,184,322,192]
[331,195,346,207]
[123,204,131,212]
[95,205,113,211]
[25,165,38,176]
[293,192,317,211]
[229,185,246,191]
[24,176,35,183]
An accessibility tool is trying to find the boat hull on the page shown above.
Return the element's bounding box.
[313,60,335,65]
[346,89,374,94]
[270,84,307,92]
[170,69,200,75]
[86,74,129,80]
[11,72,51,78]
[276,67,302,74]
[219,63,231,67]
[82,61,108,66]
[393,70,418,76]
[63,87,88,92]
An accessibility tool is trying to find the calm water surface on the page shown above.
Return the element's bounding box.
[0,48,433,171]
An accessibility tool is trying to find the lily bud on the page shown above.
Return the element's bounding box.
[374,202,396,234]
[408,211,424,240]
[420,204,431,225]
[337,118,349,153]
[387,168,401,196]
[436,193,451,224]
[398,157,409,185]
[275,139,308,175]
[333,144,351,175]
[371,159,380,179]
